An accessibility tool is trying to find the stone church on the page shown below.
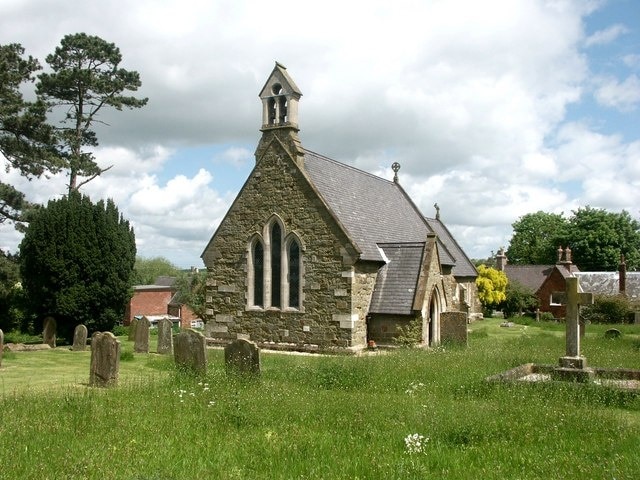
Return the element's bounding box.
[201,63,480,352]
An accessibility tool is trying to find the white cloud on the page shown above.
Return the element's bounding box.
[594,74,640,111]
[584,23,629,47]
[1,0,639,266]
[214,146,252,168]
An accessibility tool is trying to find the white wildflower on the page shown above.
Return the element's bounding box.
[404,433,429,454]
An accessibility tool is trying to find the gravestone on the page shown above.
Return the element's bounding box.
[89,332,120,387]
[134,316,150,353]
[224,338,261,376]
[440,311,468,346]
[604,328,622,339]
[174,329,207,374]
[0,329,4,368]
[72,324,88,351]
[128,317,139,341]
[157,318,174,355]
[42,316,57,348]
[551,277,594,382]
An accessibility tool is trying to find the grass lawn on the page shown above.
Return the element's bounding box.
[0,319,639,479]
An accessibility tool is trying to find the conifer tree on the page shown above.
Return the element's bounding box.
[19,193,136,340]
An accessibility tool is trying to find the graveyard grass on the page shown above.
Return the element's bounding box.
[1,319,639,479]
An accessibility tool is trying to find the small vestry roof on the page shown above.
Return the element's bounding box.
[369,243,426,315]
[303,150,431,262]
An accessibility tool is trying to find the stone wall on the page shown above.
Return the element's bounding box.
[368,313,421,344]
[202,131,364,350]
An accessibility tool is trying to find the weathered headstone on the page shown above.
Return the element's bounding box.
[134,316,150,353]
[89,332,120,387]
[440,311,468,346]
[174,329,207,374]
[72,324,88,351]
[157,318,174,355]
[42,316,57,348]
[0,328,4,368]
[128,317,139,341]
[604,328,622,339]
[551,277,594,382]
[224,338,261,376]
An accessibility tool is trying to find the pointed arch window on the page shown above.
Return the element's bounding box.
[248,219,302,311]
[252,240,264,307]
[270,222,282,308]
[288,239,301,308]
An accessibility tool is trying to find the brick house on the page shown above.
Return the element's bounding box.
[125,276,199,329]
[496,246,580,318]
[201,63,480,351]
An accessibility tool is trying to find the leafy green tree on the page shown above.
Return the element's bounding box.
[506,211,567,264]
[132,256,180,286]
[174,269,207,321]
[500,281,538,319]
[0,250,24,331]
[36,33,148,194]
[19,192,136,340]
[475,264,507,310]
[581,294,632,324]
[566,207,640,271]
[0,43,59,229]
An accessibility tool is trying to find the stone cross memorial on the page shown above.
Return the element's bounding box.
[72,324,88,351]
[552,277,594,381]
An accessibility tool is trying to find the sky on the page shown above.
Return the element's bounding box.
[1,0,639,268]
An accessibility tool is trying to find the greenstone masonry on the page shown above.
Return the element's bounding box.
[203,131,366,350]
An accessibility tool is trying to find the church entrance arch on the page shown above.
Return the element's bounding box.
[422,287,442,346]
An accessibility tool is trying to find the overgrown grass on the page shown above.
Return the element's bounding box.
[1,321,639,479]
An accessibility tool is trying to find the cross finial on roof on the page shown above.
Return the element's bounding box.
[391,162,400,183]
[434,203,440,220]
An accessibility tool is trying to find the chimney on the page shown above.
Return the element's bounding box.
[496,248,507,271]
[564,246,572,264]
[557,246,572,265]
[619,254,627,296]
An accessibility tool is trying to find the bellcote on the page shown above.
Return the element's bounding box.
[259,62,302,130]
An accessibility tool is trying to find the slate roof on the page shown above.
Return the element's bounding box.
[503,265,555,292]
[303,150,432,262]
[575,272,640,299]
[504,264,579,292]
[303,149,477,279]
[369,243,425,315]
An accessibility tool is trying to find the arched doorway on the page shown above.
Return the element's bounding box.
[422,287,442,346]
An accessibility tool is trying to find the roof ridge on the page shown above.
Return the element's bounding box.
[303,148,396,185]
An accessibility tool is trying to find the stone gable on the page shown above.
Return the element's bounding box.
[203,133,364,350]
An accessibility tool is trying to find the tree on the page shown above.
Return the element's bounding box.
[566,207,640,271]
[174,269,207,321]
[506,211,567,264]
[19,192,136,340]
[36,33,148,194]
[0,43,59,229]
[475,264,507,311]
[499,281,538,318]
[132,256,180,286]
